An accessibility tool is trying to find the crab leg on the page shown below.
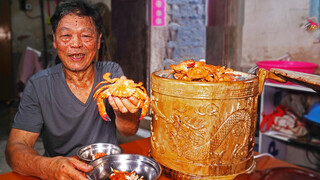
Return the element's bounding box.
[96,93,111,121]
[93,85,110,99]
[93,81,109,92]
[93,85,112,121]
[136,100,142,109]
[93,72,119,92]
[135,88,150,120]
[140,97,150,120]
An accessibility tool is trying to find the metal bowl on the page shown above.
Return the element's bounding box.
[87,154,162,180]
[77,143,122,162]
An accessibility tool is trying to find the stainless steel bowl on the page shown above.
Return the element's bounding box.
[77,143,122,162]
[87,154,162,180]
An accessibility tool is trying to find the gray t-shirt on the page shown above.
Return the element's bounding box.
[12,61,124,157]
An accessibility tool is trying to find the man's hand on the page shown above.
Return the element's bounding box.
[108,96,142,116]
[109,95,141,136]
[44,156,93,180]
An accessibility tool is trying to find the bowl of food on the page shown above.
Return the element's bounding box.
[87,154,162,180]
[77,143,123,163]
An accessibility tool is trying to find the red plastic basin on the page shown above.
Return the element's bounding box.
[256,60,318,84]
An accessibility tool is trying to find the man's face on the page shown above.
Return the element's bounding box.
[53,13,101,72]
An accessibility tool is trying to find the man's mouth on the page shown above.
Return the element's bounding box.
[69,53,85,60]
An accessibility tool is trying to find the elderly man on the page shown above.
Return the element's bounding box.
[5,0,141,179]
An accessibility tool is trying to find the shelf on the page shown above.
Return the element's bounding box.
[262,130,292,142]
[258,82,318,151]
[264,82,316,93]
[258,81,320,169]
[262,131,320,151]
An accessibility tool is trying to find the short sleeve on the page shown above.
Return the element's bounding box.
[106,61,124,78]
[12,80,44,133]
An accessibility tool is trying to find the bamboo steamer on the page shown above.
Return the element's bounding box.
[150,69,263,180]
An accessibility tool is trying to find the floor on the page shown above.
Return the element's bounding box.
[0,99,148,174]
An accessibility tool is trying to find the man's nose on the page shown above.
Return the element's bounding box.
[70,35,82,48]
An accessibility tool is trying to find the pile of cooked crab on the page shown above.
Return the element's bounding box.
[167,60,240,82]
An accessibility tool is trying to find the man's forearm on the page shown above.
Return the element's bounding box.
[6,142,50,179]
[116,112,140,136]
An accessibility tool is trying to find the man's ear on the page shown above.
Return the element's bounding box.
[97,33,102,50]
[53,32,57,49]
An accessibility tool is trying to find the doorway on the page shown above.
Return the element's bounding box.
[0,0,13,101]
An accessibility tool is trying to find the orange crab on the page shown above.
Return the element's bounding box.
[166,60,206,80]
[167,60,239,82]
[94,152,107,159]
[93,72,150,121]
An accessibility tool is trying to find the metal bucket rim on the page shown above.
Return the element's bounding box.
[151,69,258,85]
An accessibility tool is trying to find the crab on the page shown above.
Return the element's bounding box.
[167,60,239,82]
[93,72,150,121]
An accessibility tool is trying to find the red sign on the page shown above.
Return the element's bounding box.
[152,0,165,26]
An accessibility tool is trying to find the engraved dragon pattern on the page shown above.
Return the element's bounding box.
[151,98,253,163]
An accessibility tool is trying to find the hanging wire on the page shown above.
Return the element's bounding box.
[305,133,320,171]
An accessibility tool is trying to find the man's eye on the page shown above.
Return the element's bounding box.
[82,35,91,37]
[60,34,70,37]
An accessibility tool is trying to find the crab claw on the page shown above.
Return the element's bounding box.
[102,114,111,122]
[139,93,150,121]
[96,95,111,121]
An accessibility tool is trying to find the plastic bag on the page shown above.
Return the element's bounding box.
[260,105,308,137]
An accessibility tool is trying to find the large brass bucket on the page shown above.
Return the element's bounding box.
[150,69,267,179]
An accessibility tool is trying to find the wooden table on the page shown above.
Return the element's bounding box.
[0,137,318,180]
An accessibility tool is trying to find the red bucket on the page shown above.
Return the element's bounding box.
[256,60,318,84]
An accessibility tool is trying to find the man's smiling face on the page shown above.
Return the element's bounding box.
[53,13,101,72]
